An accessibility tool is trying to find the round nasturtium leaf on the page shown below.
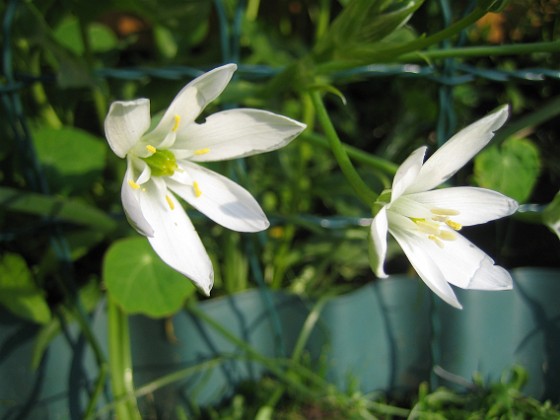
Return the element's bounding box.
[473,136,540,204]
[103,237,195,317]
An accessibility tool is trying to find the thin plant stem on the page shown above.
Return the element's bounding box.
[246,0,260,21]
[108,298,141,419]
[315,5,491,73]
[398,40,560,62]
[77,16,107,130]
[493,95,560,144]
[309,90,378,205]
[185,304,327,396]
[303,131,397,177]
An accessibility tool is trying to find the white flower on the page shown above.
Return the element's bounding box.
[104,64,306,295]
[369,105,518,309]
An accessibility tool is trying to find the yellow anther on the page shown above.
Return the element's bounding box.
[439,230,457,241]
[415,219,441,235]
[128,180,140,190]
[445,220,462,231]
[193,181,202,198]
[428,235,445,249]
[194,148,210,155]
[146,145,157,154]
[431,208,460,216]
[165,195,175,210]
[172,114,181,132]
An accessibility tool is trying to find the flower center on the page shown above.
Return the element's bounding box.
[142,146,178,177]
[411,208,462,248]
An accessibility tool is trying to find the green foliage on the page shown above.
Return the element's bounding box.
[411,366,560,418]
[53,16,118,55]
[313,0,424,69]
[474,136,541,203]
[32,126,107,195]
[0,253,51,324]
[0,186,117,232]
[103,237,195,317]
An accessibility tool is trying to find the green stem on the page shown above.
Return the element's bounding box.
[309,91,378,205]
[376,6,489,60]
[493,95,560,144]
[108,298,141,419]
[397,40,560,62]
[303,131,397,177]
[315,6,490,73]
[71,306,108,420]
[245,0,260,21]
[77,17,107,130]
[314,0,331,42]
[185,304,327,396]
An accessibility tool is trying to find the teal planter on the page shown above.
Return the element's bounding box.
[1,268,559,418]
[0,308,108,419]
[436,267,560,401]
[311,277,431,397]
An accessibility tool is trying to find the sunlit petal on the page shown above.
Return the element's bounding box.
[174,109,306,161]
[368,207,389,278]
[422,232,513,291]
[407,105,509,194]
[168,162,269,232]
[389,214,463,309]
[392,146,426,201]
[105,99,151,158]
[146,64,237,144]
[139,180,214,295]
[121,164,154,237]
[407,187,518,226]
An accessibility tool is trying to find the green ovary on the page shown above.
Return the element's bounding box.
[143,149,178,177]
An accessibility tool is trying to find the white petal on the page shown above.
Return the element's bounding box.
[407,105,509,194]
[422,232,513,291]
[139,179,214,295]
[388,213,463,309]
[121,163,154,237]
[368,207,389,278]
[145,64,237,146]
[392,147,427,201]
[105,99,151,158]
[174,109,306,162]
[168,162,269,232]
[407,187,518,226]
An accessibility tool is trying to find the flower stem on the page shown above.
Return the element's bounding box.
[375,6,489,61]
[108,298,141,419]
[309,90,378,205]
[397,40,560,62]
[77,16,107,130]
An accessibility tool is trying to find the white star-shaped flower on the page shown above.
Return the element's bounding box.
[104,64,306,295]
[369,105,518,309]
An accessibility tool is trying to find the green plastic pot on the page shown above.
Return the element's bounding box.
[0,307,108,419]
[435,267,560,401]
[1,267,559,418]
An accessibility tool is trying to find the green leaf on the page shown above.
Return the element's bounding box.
[314,0,424,62]
[473,137,541,203]
[0,186,117,232]
[0,254,51,324]
[54,17,118,55]
[32,126,107,195]
[103,237,195,317]
[543,191,560,240]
